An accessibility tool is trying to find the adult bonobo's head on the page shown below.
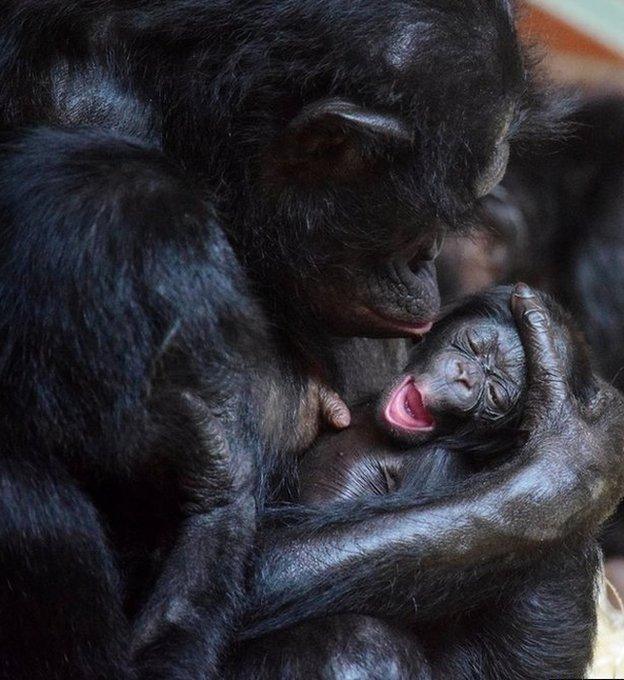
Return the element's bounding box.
[154,1,544,339]
[378,286,597,447]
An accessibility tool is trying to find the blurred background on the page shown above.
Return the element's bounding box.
[519,0,624,91]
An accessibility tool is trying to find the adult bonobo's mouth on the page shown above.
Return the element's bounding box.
[360,307,434,338]
[383,376,435,433]
[307,237,442,338]
[361,257,441,336]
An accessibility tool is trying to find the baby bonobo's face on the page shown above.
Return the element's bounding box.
[378,315,525,444]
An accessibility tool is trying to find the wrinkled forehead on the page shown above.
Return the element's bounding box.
[426,308,523,358]
[464,316,526,384]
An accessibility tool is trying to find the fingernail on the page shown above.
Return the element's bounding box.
[337,412,351,428]
[513,282,534,299]
[523,308,548,328]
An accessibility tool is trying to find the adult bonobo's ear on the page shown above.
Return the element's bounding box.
[266,98,413,186]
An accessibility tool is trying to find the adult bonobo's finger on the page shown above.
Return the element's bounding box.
[511,283,568,407]
[318,385,351,430]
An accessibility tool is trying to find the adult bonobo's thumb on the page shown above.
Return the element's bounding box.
[511,283,568,416]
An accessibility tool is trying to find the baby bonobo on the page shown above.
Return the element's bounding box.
[290,286,601,679]
[301,285,597,505]
[380,288,525,445]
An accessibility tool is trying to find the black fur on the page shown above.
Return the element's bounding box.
[0,2,602,679]
[0,126,283,679]
[462,95,624,557]
[456,95,624,390]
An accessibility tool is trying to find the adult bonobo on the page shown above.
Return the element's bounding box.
[0,2,623,680]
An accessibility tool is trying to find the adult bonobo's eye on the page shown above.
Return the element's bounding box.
[263,97,413,187]
[414,231,445,262]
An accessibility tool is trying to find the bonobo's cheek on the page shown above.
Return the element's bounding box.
[314,260,440,338]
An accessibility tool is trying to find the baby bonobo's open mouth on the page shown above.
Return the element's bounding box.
[384,377,435,433]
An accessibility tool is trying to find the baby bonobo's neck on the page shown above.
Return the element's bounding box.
[297,402,495,508]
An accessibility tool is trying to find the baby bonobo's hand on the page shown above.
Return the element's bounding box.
[511,283,624,534]
[288,379,351,454]
[316,383,351,430]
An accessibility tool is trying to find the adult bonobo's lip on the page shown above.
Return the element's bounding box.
[362,308,434,338]
[314,254,440,338]
[361,259,440,337]
[384,377,435,432]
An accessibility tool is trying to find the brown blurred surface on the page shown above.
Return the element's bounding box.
[518,2,624,92]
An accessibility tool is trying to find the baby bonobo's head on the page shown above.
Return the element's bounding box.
[378,286,595,448]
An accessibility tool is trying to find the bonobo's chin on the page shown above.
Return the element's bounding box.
[377,376,437,444]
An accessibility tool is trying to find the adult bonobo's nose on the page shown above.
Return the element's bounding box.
[409,231,446,270]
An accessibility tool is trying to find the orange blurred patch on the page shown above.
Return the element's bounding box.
[519,3,624,66]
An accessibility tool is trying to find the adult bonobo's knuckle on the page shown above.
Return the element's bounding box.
[522,307,550,331]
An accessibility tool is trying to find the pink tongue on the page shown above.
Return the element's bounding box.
[385,380,435,431]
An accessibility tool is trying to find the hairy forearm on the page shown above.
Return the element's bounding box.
[241,373,624,640]
[241,457,569,639]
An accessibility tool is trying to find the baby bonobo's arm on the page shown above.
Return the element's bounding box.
[295,379,350,450]
[265,376,351,454]
[242,284,624,639]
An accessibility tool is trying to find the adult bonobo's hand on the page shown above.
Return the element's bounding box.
[509,283,624,538]
[241,284,624,639]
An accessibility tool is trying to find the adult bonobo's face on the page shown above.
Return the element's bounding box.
[218,0,529,337]
[378,314,525,444]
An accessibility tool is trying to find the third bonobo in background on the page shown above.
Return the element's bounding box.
[441,95,624,392]
[231,286,602,679]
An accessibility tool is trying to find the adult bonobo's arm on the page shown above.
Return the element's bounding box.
[240,284,624,639]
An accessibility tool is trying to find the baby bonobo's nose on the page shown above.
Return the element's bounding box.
[454,360,478,393]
